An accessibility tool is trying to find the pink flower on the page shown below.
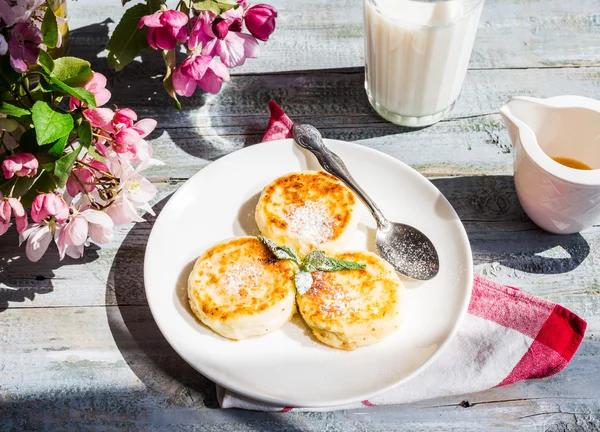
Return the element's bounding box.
[0,0,44,27]
[138,9,189,50]
[105,163,157,225]
[2,152,38,179]
[19,222,54,262]
[70,72,112,110]
[56,208,114,259]
[189,10,259,68]
[30,192,69,223]
[105,108,157,156]
[244,4,277,41]
[8,21,43,73]
[172,55,230,96]
[0,195,27,235]
[83,107,114,128]
[66,158,108,197]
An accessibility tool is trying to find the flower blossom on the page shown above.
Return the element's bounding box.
[55,207,114,259]
[138,9,188,50]
[189,10,259,68]
[8,21,43,72]
[2,152,38,179]
[0,0,45,27]
[0,194,27,235]
[70,72,112,110]
[244,4,277,41]
[172,54,230,96]
[30,192,69,223]
[66,157,109,197]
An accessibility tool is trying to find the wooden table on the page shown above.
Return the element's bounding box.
[2,0,600,430]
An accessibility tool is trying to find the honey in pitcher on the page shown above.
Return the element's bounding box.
[551,157,593,170]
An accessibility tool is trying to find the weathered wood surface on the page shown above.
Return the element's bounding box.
[2,0,600,430]
[70,0,600,73]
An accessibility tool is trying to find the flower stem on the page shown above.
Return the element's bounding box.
[8,177,18,197]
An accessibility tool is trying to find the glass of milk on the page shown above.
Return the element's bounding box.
[363,0,485,127]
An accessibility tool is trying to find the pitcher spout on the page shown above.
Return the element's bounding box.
[499,97,543,149]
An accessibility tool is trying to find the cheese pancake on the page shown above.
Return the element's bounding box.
[188,237,296,340]
[297,251,402,350]
[255,171,360,257]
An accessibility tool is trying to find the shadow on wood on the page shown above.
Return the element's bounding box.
[0,229,99,312]
[431,175,591,274]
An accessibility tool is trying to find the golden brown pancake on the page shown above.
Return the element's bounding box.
[255,170,360,257]
[296,251,402,350]
[188,236,296,340]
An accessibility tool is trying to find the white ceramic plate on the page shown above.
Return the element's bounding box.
[144,139,473,407]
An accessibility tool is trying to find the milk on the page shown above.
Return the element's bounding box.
[363,0,484,126]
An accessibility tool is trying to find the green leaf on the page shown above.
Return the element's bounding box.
[20,171,57,208]
[86,145,105,162]
[0,102,29,117]
[294,270,313,295]
[192,0,220,14]
[31,101,74,145]
[41,7,59,48]
[162,49,181,110]
[41,135,69,159]
[318,257,366,272]
[302,250,327,272]
[44,75,96,108]
[53,147,81,188]
[78,120,93,147]
[52,57,93,87]
[0,118,19,132]
[257,235,302,266]
[106,4,150,72]
[38,49,55,73]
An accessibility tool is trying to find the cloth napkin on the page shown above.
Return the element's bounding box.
[216,101,587,411]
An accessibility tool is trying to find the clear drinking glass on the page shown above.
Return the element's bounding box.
[363,0,485,127]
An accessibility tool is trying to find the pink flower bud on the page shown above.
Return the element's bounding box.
[2,153,38,179]
[31,193,69,223]
[138,10,189,50]
[66,166,96,197]
[244,4,277,41]
[212,17,229,39]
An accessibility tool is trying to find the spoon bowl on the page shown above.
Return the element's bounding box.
[292,123,439,280]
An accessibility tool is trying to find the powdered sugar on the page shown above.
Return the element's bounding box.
[223,263,263,295]
[285,200,333,244]
[313,273,361,317]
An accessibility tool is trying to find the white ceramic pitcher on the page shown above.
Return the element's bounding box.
[499,96,600,234]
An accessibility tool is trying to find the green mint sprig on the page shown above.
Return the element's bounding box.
[257,236,366,295]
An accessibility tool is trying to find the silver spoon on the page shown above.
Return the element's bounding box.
[292,123,439,280]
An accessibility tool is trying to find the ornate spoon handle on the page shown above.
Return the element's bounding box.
[292,123,389,229]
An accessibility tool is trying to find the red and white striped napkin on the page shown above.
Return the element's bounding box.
[216,102,587,411]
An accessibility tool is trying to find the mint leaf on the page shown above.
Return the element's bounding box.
[52,57,93,87]
[107,4,150,72]
[302,250,327,272]
[41,7,59,48]
[38,49,55,73]
[0,102,29,117]
[294,270,313,295]
[257,235,302,266]
[78,120,93,147]
[54,147,81,188]
[31,101,74,145]
[319,257,366,272]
